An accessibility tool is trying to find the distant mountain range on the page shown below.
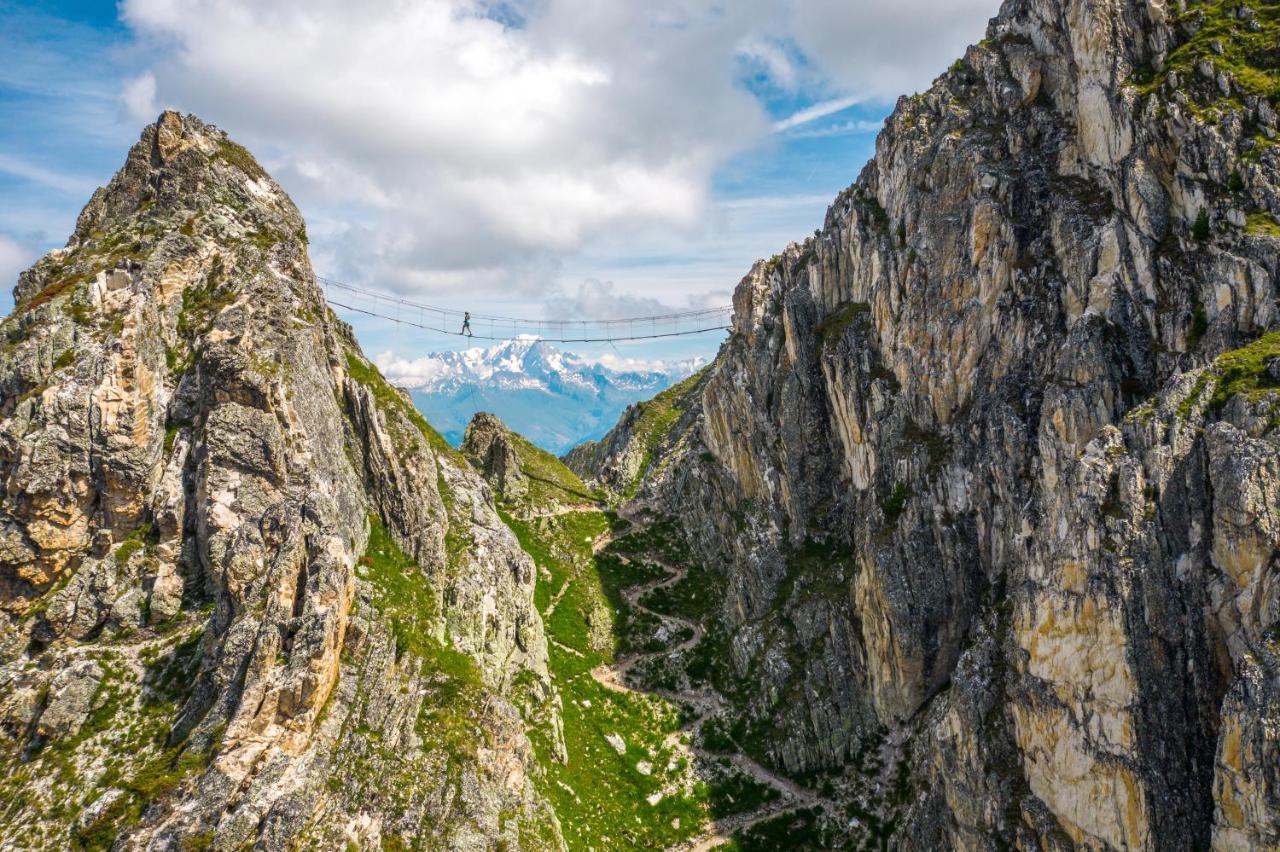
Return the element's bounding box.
[375,337,704,454]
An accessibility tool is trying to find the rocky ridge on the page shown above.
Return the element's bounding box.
[0,113,560,849]
[572,0,1280,848]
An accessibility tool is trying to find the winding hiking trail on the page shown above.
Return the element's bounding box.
[587,503,836,851]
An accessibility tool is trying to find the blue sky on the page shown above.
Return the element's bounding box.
[0,0,996,371]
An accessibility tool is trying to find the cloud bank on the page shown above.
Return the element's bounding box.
[120,0,995,302]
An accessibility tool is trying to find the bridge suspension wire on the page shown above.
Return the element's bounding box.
[319,276,734,343]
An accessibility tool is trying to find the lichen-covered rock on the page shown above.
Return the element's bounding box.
[33,660,102,741]
[0,112,560,849]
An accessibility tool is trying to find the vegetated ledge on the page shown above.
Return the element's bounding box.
[1130,0,1280,110]
[1177,327,1280,421]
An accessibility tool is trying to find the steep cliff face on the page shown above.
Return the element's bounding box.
[0,113,559,849]
[578,0,1280,848]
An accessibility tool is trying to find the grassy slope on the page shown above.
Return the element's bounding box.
[619,368,708,497]
[506,429,603,507]
[1135,0,1280,105]
[1130,0,1280,232]
[493,436,710,850]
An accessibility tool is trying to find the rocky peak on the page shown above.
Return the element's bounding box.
[461,412,528,500]
[0,113,559,848]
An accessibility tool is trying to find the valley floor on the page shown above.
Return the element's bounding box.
[487,431,904,850]
[587,503,840,850]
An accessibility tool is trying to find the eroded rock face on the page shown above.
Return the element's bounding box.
[0,113,558,848]
[463,412,529,501]
[582,0,1280,847]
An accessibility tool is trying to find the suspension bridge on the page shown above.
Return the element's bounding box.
[320,277,734,343]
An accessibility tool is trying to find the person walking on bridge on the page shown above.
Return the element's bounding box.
[461,311,473,337]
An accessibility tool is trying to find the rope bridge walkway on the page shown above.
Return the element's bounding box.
[320,277,733,343]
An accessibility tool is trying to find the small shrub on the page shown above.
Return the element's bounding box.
[881,482,909,521]
[1189,300,1209,347]
[1193,208,1212,241]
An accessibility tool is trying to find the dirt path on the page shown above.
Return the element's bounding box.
[586,503,835,850]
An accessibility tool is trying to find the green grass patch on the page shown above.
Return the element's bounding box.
[527,644,706,850]
[1131,0,1280,108]
[1208,329,1280,409]
[640,561,719,623]
[708,772,781,819]
[1246,211,1280,237]
[115,523,156,567]
[1174,330,1280,422]
[699,716,737,753]
[684,625,741,698]
[726,807,831,851]
[504,506,712,849]
[609,516,692,565]
[214,138,268,182]
[502,429,601,507]
[358,514,485,755]
[502,510,617,656]
[1177,370,1216,420]
[816,302,870,349]
[621,369,707,496]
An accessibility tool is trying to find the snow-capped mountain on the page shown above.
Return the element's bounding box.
[375,337,704,454]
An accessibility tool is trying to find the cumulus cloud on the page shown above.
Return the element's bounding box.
[372,351,454,389]
[119,0,996,301]
[544,278,693,321]
[786,0,995,101]
[122,0,766,294]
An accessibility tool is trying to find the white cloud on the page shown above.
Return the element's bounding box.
[772,95,862,132]
[738,37,801,90]
[544,279,676,321]
[121,72,158,122]
[372,351,454,389]
[0,235,35,295]
[578,352,706,375]
[783,119,885,140]
[785,0,995,101]
[118,0,997,304]
[121,0,770,298]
